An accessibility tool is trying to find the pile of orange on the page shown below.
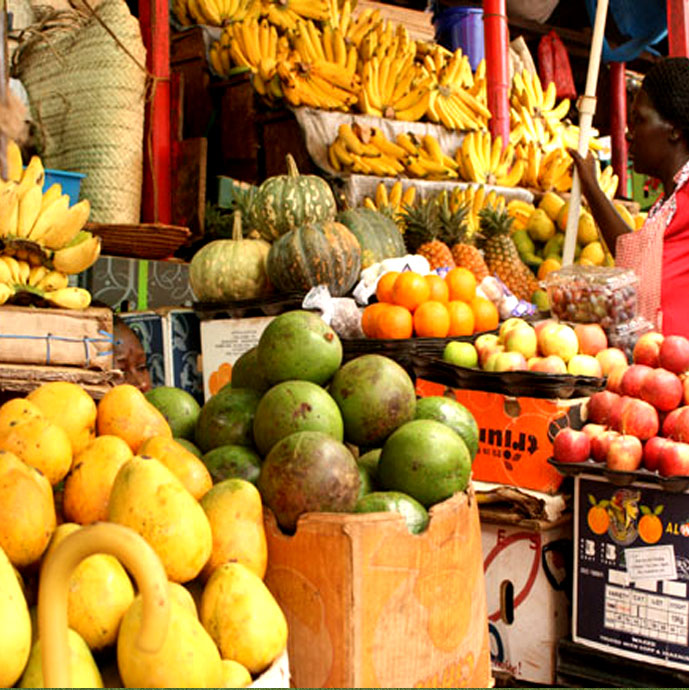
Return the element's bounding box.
[362,268,500,339]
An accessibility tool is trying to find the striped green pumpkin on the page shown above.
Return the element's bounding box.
[266,220,362,296]
[254,154,337,242]
[336,208,406,269]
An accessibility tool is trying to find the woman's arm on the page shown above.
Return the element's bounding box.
[568,149,633,257]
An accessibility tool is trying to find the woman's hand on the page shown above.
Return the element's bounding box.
[568,148,601,197]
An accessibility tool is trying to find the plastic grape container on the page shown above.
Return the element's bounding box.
[605,316,655,362]
[545,265,639,327]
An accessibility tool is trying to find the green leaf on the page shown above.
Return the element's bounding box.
[640,505,651,515]
[599,500,610,508]
[588,494,597,506]
[655,505,664,515]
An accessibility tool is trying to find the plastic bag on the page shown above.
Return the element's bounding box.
[538,30,577,100]
[302,286,365,339]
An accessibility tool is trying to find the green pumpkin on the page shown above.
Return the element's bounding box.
[266,220,362,296]
[254,154,337,241]
[189,211,271,302]
[336,208,406,268]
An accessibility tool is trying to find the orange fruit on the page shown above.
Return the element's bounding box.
[392,272,430,312]
[445,267,477,303]
[413,301,450,338]
[470,296,499,333]
[361,302,387,338]
[587,505,610,535]
[638,513,663,544]
[376,271,400,303]
[424,274,449,303]
[376,304,413,339]
[447,300,475,337]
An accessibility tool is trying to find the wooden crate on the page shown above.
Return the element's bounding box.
[263,489,491,688]
[0,306,113,370]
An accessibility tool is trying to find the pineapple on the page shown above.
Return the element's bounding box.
[478,205,540,302]
[401,199,455,270]
[437,193,490,282]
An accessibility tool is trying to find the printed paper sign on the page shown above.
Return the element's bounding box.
[625,545,678,582]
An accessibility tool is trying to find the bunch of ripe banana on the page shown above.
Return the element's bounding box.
[211,17,289,101]
[173,0,257,27]
[447,185,506,234]
[396,131,462,180]
[455,131,525,187]
[596,162,619,200]
[327,123,406,176]
[0,141,98,310]
[513,141,573,192]
[362,180,417,230]
[426,50,490,131]
[276,19,360,110]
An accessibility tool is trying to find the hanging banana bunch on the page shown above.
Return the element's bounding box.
[537,147,574,192]
[455,132,525,187]
[345,7,383,49]
[597,163,620,199]
[260,0,329,30]
[175,0,258,27]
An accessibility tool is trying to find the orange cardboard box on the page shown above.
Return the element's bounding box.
[263,489,491,689]
[416,379,587,494]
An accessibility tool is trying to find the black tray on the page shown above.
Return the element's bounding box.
[548,457,689,493]
[412,356,607,400]
[193,292,306,320]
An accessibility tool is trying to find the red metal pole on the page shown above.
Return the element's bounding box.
[668,0,689,57]
[609,61,628,198]
[483,0,510,147]
[139,0,172,224]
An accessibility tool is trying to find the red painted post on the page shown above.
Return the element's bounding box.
[138,0,172,224]
[483,0,510,147]
[609,61,628,198]
[668,0,689,57]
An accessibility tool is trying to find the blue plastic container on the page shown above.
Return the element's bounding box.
[433,7,484,72]
[43,169,86,205]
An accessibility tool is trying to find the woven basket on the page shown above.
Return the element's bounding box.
[13,0,146,224]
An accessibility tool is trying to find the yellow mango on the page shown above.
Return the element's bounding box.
[27,382,97,457]
[200,479,267,580]
[43,523,135,650]
[0,398,43,438]
[0,450,56,567]
[0,544,31,686]
[200,562,287,674]
[0,417,72,485]
[63,435,134,524]
[117,596,223,688]
[107,456,212,583]
[97,384,172,453]
[139,436,212,500]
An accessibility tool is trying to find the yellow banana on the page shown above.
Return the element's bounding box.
[0,283,13,304]
[389,180,403,208]
[395,89,431,122]
[422,134,444,164]
[27,194,70,243]
[495,159,526,187]
[375,182,388,208]
[16,183,42,238]
[0,259,11,284]
[16,156,44,200]
[370,128,407,159]
[0,183,19,238]
[36,270,70,292]
[0,256,22,284]
[5,140,23,183]
[401,185,416,208]
[44,287,92,310]
[52,233,101,275]
[41,199,91,250]
[28,265,49,287]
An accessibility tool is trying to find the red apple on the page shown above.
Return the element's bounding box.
[633,331,664,367]
[587,390,621,425]
[618,398,659,440]
[643,436,673,472]
[606,434,643,471]
[480,343,504,369]
[504,324,538,359]
[493,351,528,372]
[682,375,689,406]
[620,364,654,398]
[606,364,629,393]
[640,367,683,411]
[575,323,608,356]
[658,440,689,477]
[475,333,499,355]
[658,335,689,375]
[609,396,633,432]
[552,428,591,463]
[671,407,689,442]
[529,355,568,374]
[534,319,557,339]
[596,347,629,377]
[499,317,529,343]
[591,430,621,462]
[568,354,603,378]
[662,406,688,437]
[582,423,608,440]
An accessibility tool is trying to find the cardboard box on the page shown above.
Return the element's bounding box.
[263,490,491,689]
[573,474,689,672]
[200,317,273,400]
[415,379,586,494]
[0,305,113,370]
[482,514,572,685]
[121,309,203,403]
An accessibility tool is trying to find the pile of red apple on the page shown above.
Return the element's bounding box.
[471,317,624,376]
[553,331,689,478]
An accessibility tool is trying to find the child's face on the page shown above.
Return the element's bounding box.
[114,323,152,393]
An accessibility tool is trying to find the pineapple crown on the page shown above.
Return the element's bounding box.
[400,198,441,253]
[478,205,515,236]
[436,192,470,245]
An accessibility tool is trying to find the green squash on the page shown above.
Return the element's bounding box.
[336,208,406,268]
[253,154,337,241]
[266,220,362,296]
[189,211,271,303]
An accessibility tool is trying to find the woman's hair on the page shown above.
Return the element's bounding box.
[642,57,689,142]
